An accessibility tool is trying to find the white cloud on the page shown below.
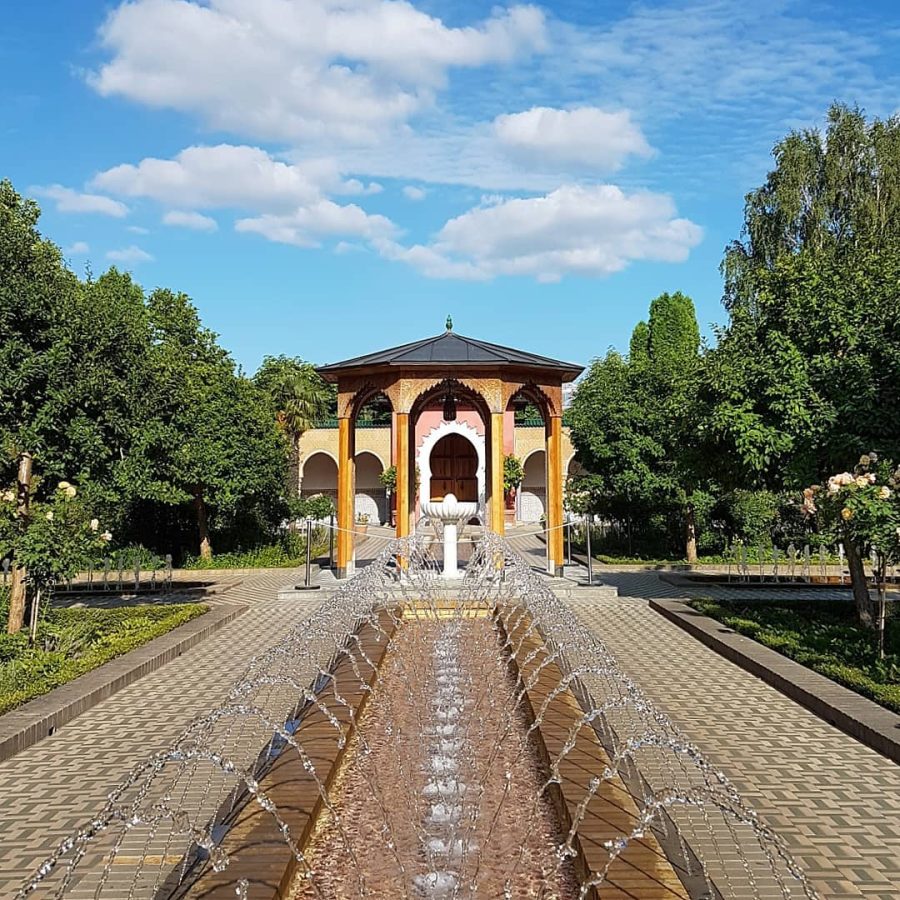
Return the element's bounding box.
[90,0,546,142]
[163,210,218,231]
[378,184,702,282]
[106,245,154,263]
[93,145,347,212]
[32,184,128,217]
[236,199,397,248]
[127,225,150,234]
[64,241,90,255]
[403,185,427,201]
[493,107,653,171]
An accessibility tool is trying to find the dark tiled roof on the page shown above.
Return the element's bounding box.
[318,331,583,381]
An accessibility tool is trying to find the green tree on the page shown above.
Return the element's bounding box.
[126,290,287,559]
[708,105,900,489]
[254,356,334,493]
[569,292,708,560]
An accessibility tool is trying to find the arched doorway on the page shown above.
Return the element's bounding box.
[520,450,546,522]
[355,451,386,525]
[428,433,479,504]
[300,452,338,509]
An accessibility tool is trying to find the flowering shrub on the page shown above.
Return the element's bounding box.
[803,453,900,628]
[0,480,112,591]
[803,455,900,561]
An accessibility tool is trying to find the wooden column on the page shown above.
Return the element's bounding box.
[546,414,564,576]
[336,415,355,578]
[489,412,505,534]
[395,412,411,540]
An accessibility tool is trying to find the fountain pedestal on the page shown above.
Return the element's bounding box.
[420,493,478,579]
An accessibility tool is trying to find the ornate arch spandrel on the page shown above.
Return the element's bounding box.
[397,375,502,416]
[502,379,562,420]
[336,374,401,419]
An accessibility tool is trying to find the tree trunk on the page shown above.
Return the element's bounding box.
[7,452,33,635]
[194,490,213,560]
[684,504,698,564]
[843,537,875,628]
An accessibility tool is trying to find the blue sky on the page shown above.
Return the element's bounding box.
[2,0,899,373]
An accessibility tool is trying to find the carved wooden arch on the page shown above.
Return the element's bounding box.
[337,373,401,419]
[502,380,560,420]
[408,377,494,422]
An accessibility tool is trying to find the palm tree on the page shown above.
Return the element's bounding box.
[254,356,334,494]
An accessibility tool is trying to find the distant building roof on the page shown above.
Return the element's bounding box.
[318,329,583,382]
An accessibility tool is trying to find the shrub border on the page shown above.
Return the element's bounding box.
[649,597,900,765]
[0,602,245,763]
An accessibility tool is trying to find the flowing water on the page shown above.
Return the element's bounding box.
[17,535,819,900]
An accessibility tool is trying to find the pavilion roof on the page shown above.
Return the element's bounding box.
[317,330,583,382]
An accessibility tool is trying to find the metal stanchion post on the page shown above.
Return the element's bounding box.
[586,513,593,586]
[566,516,572,566]
[294,517,321,591]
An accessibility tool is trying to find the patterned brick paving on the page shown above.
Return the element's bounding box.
[515,541,900,900]
[2,546,899,899]
[0,568,323,895]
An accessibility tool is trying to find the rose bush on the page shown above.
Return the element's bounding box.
[803,453,900,631]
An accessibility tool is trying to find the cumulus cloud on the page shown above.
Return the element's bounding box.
[32,184,128,217]
[163,210,218,231]
[127,225,150,234]
[235,199,397,248]
[64,241,90,255]
[90,0,546,142]
[403,185,427,201]
[493,107,653,171]
[93,145,348,212]
[106,245,154,263]
[378,184,702,282]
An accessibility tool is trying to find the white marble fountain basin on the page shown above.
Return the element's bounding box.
[421,493,478,578]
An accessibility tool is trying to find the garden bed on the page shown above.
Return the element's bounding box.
[0,602,208,714]
[688,597,899,713]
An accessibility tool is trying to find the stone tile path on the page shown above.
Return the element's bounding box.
[2,545,899,899]
[0,567,322,895]
[508,531,900,899]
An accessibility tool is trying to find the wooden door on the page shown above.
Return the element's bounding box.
[429,434,478,502]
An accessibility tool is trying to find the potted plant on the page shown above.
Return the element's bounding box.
[503,455,524,510]
[355,512,370,536]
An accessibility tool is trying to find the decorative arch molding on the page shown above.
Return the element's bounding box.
[354,448,387,471]
[503,380,559,420]
[521,447,547,468]
[299,449,339,478]
[417,419,486,519]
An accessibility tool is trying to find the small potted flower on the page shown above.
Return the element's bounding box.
[355,512,370,536]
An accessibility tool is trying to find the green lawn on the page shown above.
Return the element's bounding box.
[0,600,208,714]
[689,597,900,713]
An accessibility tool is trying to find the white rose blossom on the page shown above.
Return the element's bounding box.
[90,518,100,532]
[100,531,113,542]
[45,511,54,521]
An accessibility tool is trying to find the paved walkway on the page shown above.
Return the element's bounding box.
[506,532,900,899]
[0,567,322,894]
[2,547,899,898]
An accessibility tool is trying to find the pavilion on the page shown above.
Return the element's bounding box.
[317,321,583,578]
